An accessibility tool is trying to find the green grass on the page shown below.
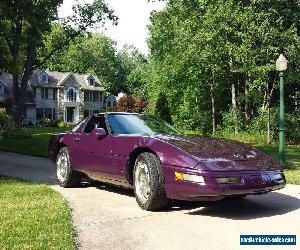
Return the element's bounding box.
[0,175,75,249]
[0,127,67,157]
[253,144,300,185]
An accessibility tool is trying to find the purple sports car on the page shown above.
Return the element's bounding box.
[48,112,286,210]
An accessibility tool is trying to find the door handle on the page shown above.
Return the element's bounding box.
[74,137,80,142]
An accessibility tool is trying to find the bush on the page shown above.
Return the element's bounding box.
[0,108,32,141]
[38,118,60,127]
[115,95,135,112]
[58,121,74,129]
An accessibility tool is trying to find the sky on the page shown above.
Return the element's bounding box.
[58,0,166,54]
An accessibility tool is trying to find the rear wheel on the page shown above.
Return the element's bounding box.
[133,152,169,211]
[56,147,81,187]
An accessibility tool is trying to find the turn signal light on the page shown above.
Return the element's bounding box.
[175,172,205,183]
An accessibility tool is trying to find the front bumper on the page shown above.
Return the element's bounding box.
[163,164,286,201]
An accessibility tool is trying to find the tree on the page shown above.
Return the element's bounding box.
[114,44,147,95]
[154,93,172,124]
[0,0,117,124]
[134,93,148,113]
[115,95,135,112]
[147,0,300,137]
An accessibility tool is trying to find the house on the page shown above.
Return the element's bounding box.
[0,70,106,124]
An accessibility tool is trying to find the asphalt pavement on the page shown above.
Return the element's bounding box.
[0,151,299,250]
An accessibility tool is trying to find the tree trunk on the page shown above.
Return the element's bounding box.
[228,48,238,134]
[267,106,271,144]
[231,82,238,135]
[210,75,216,135]
[244,72,250,123]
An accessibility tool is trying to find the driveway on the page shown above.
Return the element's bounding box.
[0,151,299,250]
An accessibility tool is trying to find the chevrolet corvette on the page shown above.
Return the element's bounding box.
[48,112,286,210]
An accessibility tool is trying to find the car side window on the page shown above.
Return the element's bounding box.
[83,116,108,134]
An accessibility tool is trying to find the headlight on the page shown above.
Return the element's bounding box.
[215,177,241,184]
[175,172,205,184]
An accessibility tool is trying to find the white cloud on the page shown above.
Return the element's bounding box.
[58,0,165,54]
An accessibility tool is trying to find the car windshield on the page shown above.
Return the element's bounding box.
[107,114,181,135]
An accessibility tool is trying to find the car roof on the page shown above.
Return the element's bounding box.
[93,112,140,116]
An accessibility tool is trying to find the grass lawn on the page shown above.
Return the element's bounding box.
[253,144,300,185]
[0,175,75,249]
[0,127,67,158]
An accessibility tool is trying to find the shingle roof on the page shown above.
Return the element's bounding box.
[29,70,105,91]
[0,70,106,104]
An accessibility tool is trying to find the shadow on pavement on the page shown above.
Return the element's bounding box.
[77,180,300,219]
[83,180,135,197]
[184,192,300,220]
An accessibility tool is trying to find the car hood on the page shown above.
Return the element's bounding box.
[154,134,279,171]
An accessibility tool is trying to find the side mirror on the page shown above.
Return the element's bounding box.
[92,127,107,140]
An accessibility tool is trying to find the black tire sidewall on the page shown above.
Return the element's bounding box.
[133,152,168,210]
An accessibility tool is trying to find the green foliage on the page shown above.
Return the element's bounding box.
[0,0,117,124]
[0,108,32,141]
[146,0,300,141]
[58,121,75,129]
[38,118,60,128]
[154,93,172,124]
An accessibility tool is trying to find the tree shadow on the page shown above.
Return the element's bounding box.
[184,192,300,220]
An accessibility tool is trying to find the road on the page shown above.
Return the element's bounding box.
[0,151,299,250]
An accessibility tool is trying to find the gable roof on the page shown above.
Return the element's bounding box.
[29,70,105,91]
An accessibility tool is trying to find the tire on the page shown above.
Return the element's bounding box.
[56,147,81,187]
[133,152,169,211]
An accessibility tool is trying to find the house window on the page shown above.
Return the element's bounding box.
[45,108,53,119]
[45,88,48,99]
[93,110,99,114]
[48,89,53,100]
[67,88,76,102]
[41,88,45,99]
[36,108,44,120]
[84,91,90,102]
[42,74,47,82]
[93,92,99,102]
[89,78,94,86]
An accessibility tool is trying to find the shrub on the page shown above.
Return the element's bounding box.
[58,121,74,129]
[38,118,60,127]
[134,93,148,113]
[115,95,135,112]
[0,108,32,141]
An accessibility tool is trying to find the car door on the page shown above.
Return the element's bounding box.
[73,115,114,178]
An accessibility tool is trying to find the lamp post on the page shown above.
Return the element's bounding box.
[276,54,288,166]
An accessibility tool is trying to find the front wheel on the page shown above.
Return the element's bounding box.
[133,152,169,211]
[56,147,81,187]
